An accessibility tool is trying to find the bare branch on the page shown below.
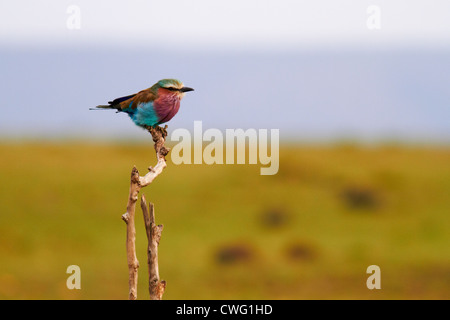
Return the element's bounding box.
[123,167,140,300]
[141,195,166,300]
[122,125,169,300]
[139,125,170,187]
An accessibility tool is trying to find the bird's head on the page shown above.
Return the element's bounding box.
[152,79,194,98]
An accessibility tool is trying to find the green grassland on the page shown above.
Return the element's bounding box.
[0,142,449,299]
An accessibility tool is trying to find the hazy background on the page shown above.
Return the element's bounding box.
[1,0,449,142]
[0,0,449,300]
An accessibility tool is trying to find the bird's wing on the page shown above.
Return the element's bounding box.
[108,94,137,106]
[118,88,157,111]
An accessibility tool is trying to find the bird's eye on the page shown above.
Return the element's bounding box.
[166,87,178,91]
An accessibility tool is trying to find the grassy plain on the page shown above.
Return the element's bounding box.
[0,142,449,299]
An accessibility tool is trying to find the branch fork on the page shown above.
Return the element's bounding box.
[122,125,169,300]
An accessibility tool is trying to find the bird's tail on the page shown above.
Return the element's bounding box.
[90,93,136,111]
[89,105,117,111]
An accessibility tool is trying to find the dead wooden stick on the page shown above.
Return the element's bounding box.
[121,166,140,300]
[139,125,170,187]
[121,125,169,300]
[141,195,166,300]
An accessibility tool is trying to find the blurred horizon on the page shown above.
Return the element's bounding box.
[1,46,449,144]
[1,0,450,144]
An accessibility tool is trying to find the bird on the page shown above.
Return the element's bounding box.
[91,79,194,129]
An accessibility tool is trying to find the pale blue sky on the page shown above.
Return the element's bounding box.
[1,1,449,142]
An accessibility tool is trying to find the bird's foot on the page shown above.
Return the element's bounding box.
[149,125,168,139]
[144,125,154,132]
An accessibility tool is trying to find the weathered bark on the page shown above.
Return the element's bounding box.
[121,167,140,300]
[121,125,169,300]
[141,195,166,300]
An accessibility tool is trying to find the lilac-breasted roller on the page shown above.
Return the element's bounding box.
[91,79,194,129]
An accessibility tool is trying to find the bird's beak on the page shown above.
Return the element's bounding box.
[180,87,194,92]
